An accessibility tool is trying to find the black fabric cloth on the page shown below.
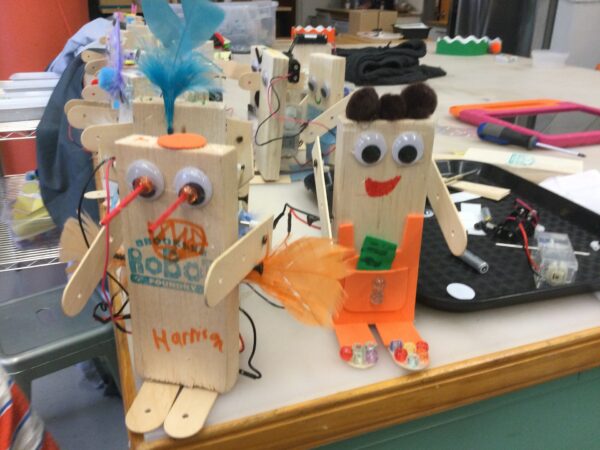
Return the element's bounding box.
[336,39,446,86]
[36,57,99,229]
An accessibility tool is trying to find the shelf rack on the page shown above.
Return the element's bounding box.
[0,120,39,142]
[0,174,61,273]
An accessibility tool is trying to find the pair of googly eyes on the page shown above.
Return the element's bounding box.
[308,77,330,100]
[125,160,212,207]
[354,132,425,166]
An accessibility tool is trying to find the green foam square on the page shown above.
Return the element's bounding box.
[357,235,397,271]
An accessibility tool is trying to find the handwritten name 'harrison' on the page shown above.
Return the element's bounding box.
[152,327,223,353]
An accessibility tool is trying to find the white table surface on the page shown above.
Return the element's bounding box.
[139,50,600,437]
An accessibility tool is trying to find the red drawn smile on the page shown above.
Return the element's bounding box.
[365,176,401,197]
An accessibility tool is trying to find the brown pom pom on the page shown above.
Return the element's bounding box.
[378,94,407,121]
[399,83,437,119]
[346,87,380,122]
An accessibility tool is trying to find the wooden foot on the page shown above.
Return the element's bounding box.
[376,321,430,371]
[125,381,181,434]
[334,323,379,369]
[163,387,218,439]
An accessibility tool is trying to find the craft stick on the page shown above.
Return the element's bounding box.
[311,138,332,239]
[238,72,260,92]
[85,58,107,75]
[67,104,118,129]
[125,381,181,434]
[163,388,218,439]
[447,180,511,201]
[61,214,123,317]
[426,163,468,256]
[82,85,111,103]
[301,94,351,144]
[205,216,273,308]
[81,49,105,63]
[81,123,133,153]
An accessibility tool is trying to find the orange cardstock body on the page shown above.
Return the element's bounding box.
[334,214,424,347]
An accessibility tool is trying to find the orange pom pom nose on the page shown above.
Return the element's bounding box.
[158,133,207,150]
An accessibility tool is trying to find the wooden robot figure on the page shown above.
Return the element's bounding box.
[330,85,467,371]
[61,131,347,439]
[305,53,345,162]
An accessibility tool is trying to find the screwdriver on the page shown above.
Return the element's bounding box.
[477,122,586,158]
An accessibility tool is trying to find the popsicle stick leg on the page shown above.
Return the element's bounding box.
[333,323,379,369]
[125,381,181,434]
[376,321,430,372]
[163,387,219,439]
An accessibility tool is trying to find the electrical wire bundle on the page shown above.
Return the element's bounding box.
[254,76,337,151]
[77,157,131,334]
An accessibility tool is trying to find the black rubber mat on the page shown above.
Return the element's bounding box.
[305,160,600,312]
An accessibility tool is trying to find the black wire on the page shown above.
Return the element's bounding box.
[238,307,262,380]
[77,157,130,297]
[273,203,320,230]
[243,282,284,309]
[254,81,309,147]
[253,76,336,147]
[76,157,131,330]
[78,157,113,248]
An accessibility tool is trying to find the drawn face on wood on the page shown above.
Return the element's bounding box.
[333,84,438,249]
[112,134,240,392]
[307,53,345,111]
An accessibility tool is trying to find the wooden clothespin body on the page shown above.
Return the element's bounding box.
[330,86,467,371]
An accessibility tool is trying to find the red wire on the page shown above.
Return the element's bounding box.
[100,161,131,333]
[148,191,188,233]
[518,222,540,272]
[239,334,245,353]
[100,183,145,226]
[290,209,321,230]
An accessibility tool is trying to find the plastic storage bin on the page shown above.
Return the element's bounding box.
[217,1,278,53]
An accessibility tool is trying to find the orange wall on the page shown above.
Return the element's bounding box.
[0,0,89,174]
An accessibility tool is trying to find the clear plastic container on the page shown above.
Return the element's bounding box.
[532,231,578,288]
[216,1,278,53]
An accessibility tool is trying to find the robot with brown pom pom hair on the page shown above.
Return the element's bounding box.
[322,83,468,371]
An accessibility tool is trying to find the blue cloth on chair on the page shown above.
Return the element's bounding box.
[36,57,99,229]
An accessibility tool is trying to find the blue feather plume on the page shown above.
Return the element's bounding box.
[98,14,125,109]
[139,0,225,134]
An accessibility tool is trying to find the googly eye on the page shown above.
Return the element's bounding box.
[308,76,317,92]
[126,160,164,200]
[392,132,425,165]
[320,83,330,99]
[173,167,212,207]
[353,132,387,166]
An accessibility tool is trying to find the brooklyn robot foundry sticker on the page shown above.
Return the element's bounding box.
[127,219,212,294]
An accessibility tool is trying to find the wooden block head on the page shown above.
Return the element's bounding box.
[133,97,226,144]
[113,134,239,392]
[307,53,346,112]
[333,85,438,250]
[254,48,290,181]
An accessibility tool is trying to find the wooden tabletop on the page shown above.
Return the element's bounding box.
[121,49,600,449]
